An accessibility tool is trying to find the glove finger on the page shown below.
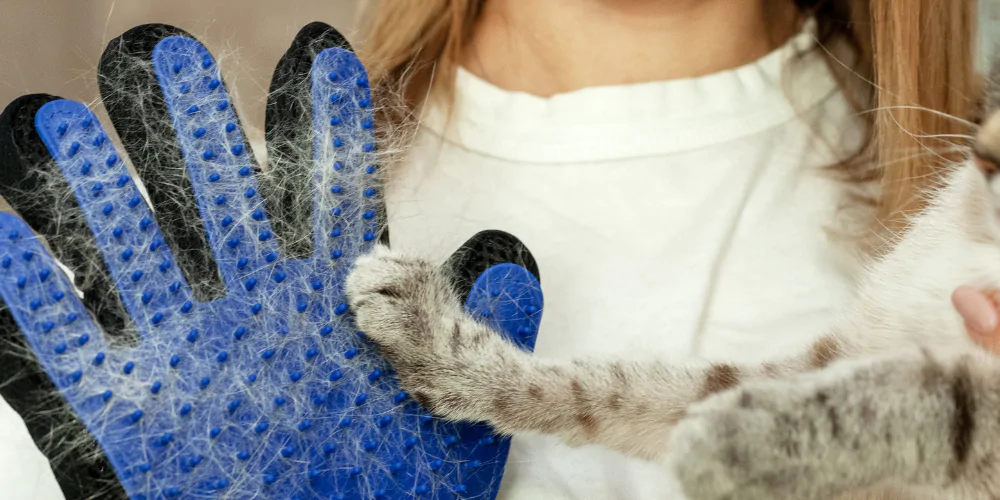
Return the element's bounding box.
[0,94,137,346]
[0,94,128,498]
[32,99,196,328]
[149,34,286,297]
[309,46,383,264]
[444,229,541,300]
[445,229,542,348]
[263,22,353,260]
[0,214,170,499]
[0,212,113,390]
[98,24,227,302]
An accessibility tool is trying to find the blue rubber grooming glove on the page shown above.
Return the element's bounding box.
[0,22,542,500]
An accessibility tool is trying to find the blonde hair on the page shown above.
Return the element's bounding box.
[359,0,979,242]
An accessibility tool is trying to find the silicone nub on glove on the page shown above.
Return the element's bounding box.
[0,23,542,500]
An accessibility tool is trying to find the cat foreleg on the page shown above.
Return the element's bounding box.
[666,349,1000,500]
[345,246,868,461]
[345,246,692,457]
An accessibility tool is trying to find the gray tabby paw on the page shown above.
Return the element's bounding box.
[666,383,834,500]
[345,244,443,355]
[345,245,473,413]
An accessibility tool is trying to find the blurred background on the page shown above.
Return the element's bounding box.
[0,0,365,149]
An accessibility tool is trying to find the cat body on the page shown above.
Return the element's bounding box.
[345,125,1000,499]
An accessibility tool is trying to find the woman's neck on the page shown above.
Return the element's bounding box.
[464,0,801,97]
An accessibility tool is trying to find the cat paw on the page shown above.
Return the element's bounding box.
[665,384,834,500]
[345,245,479,415]
[345,245,447,355]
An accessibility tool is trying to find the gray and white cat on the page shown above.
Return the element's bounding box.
[345,112,1000,499]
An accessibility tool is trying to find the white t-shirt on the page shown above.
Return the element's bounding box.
[385,24,866,499]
